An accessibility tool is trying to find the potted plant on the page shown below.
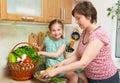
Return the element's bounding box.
[107,1,120,58]
[107,0,120,21]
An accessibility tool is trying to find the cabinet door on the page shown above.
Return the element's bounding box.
[45,0,60,22]
[45,0,72,24]
[0,0,47,22]
[60,0,72,24]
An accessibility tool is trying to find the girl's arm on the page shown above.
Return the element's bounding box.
[38,44,66,58]
[38,43,44,51]
[33,43,45,51]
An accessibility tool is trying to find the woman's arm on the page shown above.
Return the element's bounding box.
[42,38,104,78]
[60,40,82,65]
[58,38,104,73]
[53,51,79,68]
[61,51,79,65]
[38,44,66,58]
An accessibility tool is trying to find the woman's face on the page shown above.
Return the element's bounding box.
[74,12,91,30]
[50,23,63,40]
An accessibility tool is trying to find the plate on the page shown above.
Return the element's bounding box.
[71,31,80,41]
[34,71,51,83]
[34,71,68,83]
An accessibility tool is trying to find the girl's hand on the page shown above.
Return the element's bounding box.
[32,43,41,51]
[38,51,46,57]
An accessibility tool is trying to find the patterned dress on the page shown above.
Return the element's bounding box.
[76,26,117,80]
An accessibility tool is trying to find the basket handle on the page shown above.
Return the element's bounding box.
[11,42,38,55]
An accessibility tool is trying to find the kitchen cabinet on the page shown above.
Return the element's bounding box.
[45,0,72,24]
[0,0,72,23]
[0,0,47,22]
[60,0,73,23]
[45,0,60,22]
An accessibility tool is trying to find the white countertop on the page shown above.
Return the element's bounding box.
[0,77,41,83]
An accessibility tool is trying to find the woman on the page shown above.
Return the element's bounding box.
[42,1,119,83]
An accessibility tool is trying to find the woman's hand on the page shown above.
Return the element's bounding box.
[53,61,64,69]
[41,68,59,79]
[41,62,65,78]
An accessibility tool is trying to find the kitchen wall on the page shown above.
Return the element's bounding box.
[0,0,120,80]
[88,0,120,68]
[0,22,49,79]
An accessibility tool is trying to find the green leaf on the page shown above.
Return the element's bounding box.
[107,8,112,11]
[51,77,63,83]
[107,12,111,16]
[13,46,45,63]
[106,1,120,21]
[112,15,115,19]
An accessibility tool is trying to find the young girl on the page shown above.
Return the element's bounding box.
[37,19,78,83]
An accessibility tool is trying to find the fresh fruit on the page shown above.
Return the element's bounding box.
[37,70,45,79]
[45,67,60,76]
[23,57,31,63]
[41,70,45,74]
[45,67,53,71]
[37,67,52,79]
[8,52,16,63]
[37,74,42,79]
[46,67,60,77]
[37,67,59,79]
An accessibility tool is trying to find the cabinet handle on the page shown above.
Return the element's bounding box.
[60,8,64,21]
[60,8,66,21]
[63,8,66,21]
[21,16,34,21]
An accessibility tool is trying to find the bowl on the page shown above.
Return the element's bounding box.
[34,70,68,83]
[34,71,51,83]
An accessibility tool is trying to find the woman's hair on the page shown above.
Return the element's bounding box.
[72,1,97,23]
[48,19,64,38]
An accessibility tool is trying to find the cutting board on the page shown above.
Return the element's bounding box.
[28,33,37,45]
[38,32,44,47]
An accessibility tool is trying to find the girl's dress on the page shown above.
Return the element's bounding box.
[44,36,68,67]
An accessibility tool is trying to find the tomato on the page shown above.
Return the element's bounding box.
[23,57,31,63]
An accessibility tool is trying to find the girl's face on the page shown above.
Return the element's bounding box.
[74,12,91,30]
[50,23,63,40]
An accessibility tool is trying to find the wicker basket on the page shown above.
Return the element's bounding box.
[8,42,38,81]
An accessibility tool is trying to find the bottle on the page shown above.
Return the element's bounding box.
[69,40,75,48]
[66,40,75,53]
